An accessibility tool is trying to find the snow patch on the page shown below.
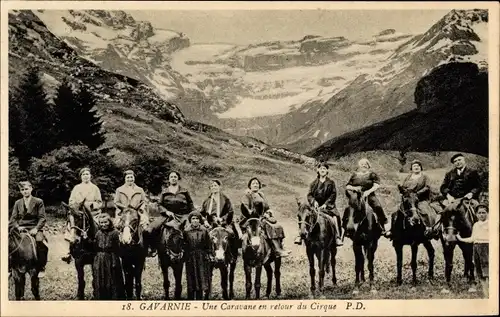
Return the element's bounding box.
[313,130,321,138]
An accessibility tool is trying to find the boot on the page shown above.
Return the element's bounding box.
[294,236,302,245]
[271,239,290,258]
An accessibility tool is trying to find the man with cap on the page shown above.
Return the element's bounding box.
[433,153,482,234]
[9,181,49,278]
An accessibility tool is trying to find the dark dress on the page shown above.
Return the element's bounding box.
[184,224,211,299]
[240,191,285,239]
[400,173,436,227]
[346,171,387,224]
[308,177,338,216]
[92,228,125,300]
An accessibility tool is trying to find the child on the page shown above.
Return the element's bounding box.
[457,204,489,295]
[92,213,125,300]
[184,211,212,300]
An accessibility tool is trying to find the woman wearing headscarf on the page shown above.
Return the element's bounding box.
[345,158,390,237]
[184,211,212,300]
[61,167,103,263]
[294,162,343,246]
[240,177,291,258]
[200,179,236,237]
[113,170,149,229]
[143,171,195,256]
[92,213,125,300]
[398,160,436,234]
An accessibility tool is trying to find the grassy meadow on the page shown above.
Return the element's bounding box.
[8,102,489,300]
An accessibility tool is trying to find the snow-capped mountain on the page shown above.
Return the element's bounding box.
[9,10,185,124]
[32,9,489,154]
[34,10,215,121]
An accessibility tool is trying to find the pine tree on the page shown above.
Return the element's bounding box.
[8,86,27,158]
[52,79,80,147]
[14,67,58,169]
[75,86,106,150]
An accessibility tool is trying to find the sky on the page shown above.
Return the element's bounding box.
[128,10,450,45]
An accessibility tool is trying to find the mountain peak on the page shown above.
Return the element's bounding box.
[377,29,396,37]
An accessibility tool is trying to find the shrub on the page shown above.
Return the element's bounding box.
[128,153,173,195]
[29,145,122,205]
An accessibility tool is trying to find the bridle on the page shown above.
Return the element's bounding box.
[297,205,320,238]
[9,228,37,259]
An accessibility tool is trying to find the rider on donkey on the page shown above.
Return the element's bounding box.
[61,167,103,264]
[143,171,196,257]
[9,181,49,278]
[294,162,343,246]
[432,153,482,234]
[200,179,238,237]
[345,158,390,237]
[396,160,437,236]
[240,177,291,258]
[113,170,149,240]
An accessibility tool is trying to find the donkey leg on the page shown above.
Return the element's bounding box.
[31,271,41,300]
[135,259,146,300]
[307,247,316,297]
[410,244,419,286]
[423,240,435,282]
[318,250,327,295]
[255,266,262,299]
[221,266,229,300]
[395,244,403,286]
[13,271,25,300]
[274,257,282,297]
[229,262,237,300]
[367,244,377,292]
[123,261,134,300]
[264,263,273,298]
[174,263,184,300]
[76,262,86,300]
[160,261,170,300]
[331,246,337,286]
[244,264,252,299]
[352,244,363,294]
[441,243,455,292]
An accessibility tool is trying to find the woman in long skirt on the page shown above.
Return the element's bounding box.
[92,213,125,300]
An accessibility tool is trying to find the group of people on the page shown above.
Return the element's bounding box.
[8,152,488,299]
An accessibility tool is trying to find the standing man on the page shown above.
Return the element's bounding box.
[9,181,49,278]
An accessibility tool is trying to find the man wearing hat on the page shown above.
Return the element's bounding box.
[9,181,49,278]
[433,153,482,233]
[440,153,481,204]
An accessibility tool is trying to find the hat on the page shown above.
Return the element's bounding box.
[476,204,489,213]
[188,211,202,222]
[410,160,423,170]
[317,162,329,169]
[211,179,222,186]
[450,153,464,163]
[79,167,91,177]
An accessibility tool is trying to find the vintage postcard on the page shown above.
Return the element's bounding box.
[1,1,499,316]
